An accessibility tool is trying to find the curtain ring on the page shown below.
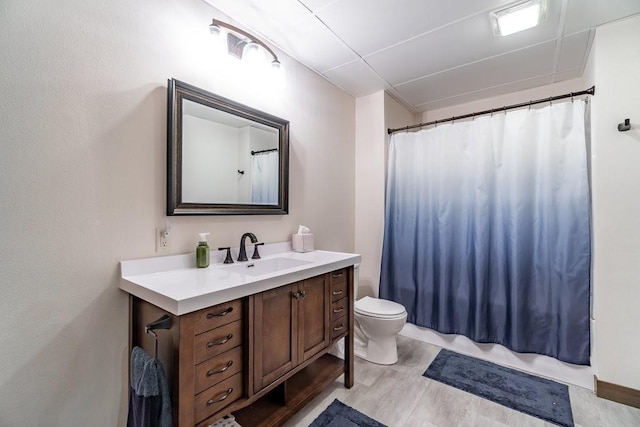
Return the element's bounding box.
[529,100,532,111]
[571,92,575,103]
[503,106,507,115]
[490,109,494,117]
[549,96,553,106]
[472,112,475,121]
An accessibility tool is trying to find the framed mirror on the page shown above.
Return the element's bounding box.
[167,79,289,215]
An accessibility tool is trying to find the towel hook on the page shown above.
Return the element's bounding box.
[618,118,631,132]
[145,314,171,359]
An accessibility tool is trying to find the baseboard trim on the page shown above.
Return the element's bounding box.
[595,376,640,408]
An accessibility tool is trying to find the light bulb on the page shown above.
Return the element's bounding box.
[242,41,263,64]
[209,22,223,38]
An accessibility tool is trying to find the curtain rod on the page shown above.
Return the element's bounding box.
[251,148,278,155]
[387,86,595,135]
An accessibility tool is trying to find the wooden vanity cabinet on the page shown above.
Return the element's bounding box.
[253,274,330,393]
[130,266,354,427]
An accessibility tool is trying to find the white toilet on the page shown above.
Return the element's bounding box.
[353,265,407,365]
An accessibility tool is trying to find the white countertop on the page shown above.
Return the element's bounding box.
[120,243,361,315]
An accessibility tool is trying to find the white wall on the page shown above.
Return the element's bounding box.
[589,14,640,390]
[182,116,240,203]
[354,92,417,299]
[422,78,587,122]
[0,0,355,425]
[354,92,385,298]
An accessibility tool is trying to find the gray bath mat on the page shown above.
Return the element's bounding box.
[424,349,574,427]
[310,399,386,427]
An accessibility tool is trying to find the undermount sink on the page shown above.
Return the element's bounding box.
[222,257,313,276]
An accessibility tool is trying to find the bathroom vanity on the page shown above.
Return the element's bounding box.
[121,245,360,426]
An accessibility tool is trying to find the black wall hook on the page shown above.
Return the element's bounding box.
[618,118,631,132]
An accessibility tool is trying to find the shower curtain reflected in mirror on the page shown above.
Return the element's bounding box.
[251,151,279,204]
[380,101,591,365]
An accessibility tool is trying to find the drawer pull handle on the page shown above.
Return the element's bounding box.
[333,325,344,332]
[332,271,344,277]
[332,290,343,296]
[206,388,233,406]
[207,333,233,348]
[206,360,233,377]
[207,307,233,319]
[332,307,344,314]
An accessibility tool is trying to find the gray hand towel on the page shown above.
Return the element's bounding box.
[127,346,172,427]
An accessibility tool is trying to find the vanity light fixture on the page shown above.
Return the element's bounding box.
[491,0,547,36]
[209,18,282,71]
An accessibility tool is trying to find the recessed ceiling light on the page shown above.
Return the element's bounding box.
[491,0,547,36]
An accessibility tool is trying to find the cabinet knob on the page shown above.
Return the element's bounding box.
[333,324,344,332]
[332,307,344,314]
[332,290,343,296]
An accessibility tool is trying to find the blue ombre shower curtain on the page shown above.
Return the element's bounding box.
[379,101,591,365]
[251,151,279,204]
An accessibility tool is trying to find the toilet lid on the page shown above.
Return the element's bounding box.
[354,296,406,318]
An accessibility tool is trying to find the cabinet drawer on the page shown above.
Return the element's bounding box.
[194,320,242,364]
[193,299,243,335]
[330,272,348,302]
[331,298,348,321]
[330,317,348,340]
[195,346,243,394]
[194,372,243,424]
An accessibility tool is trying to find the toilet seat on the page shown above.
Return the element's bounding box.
[355,296,407,319]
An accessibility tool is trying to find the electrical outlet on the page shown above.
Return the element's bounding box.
[156,228,169,252]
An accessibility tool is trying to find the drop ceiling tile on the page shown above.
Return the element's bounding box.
[366,1,562,86]
[316,0,512,57]
[323,60,388,97]
[418,74,554,111]
[298,0,337,12]
[205,0,358,72]
[395,41,557,106]
[553,67,583,83]
[557,30,592,72]
[564,0,640,34]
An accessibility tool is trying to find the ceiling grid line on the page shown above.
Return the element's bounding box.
[205,0,640,112]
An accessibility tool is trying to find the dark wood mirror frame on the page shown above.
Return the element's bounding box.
[167,79,289,215]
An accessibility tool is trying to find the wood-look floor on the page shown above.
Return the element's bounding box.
[282,336,640,427]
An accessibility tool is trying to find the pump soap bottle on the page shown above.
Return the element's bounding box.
[196,233,210,268]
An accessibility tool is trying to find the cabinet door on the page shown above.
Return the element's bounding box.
[297,274,330,363]
[253,283,298,393]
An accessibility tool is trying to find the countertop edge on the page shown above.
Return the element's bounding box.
[120,251,361,316]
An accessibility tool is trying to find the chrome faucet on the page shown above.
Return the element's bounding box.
[237,232,258,262]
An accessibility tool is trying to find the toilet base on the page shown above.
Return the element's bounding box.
[354,333,399,365]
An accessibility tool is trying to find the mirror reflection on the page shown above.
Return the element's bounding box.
[167,79,289,215]
[181,99,279,205]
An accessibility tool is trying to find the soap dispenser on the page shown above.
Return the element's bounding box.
[196,233,210,268]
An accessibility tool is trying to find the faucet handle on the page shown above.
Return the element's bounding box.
[218,247,234,264]
[252,242,264,260]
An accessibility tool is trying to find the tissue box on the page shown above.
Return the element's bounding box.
[292,233,314,252]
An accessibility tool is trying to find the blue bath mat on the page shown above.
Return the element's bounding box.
[309,399,386,427]
[424,349,574,427]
